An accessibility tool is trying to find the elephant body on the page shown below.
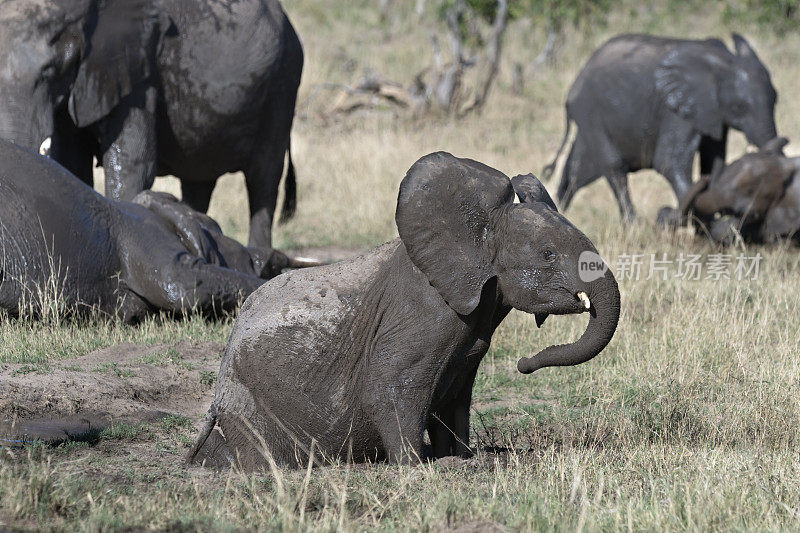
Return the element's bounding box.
[188,152,621,470]
[658,137,800,243]
[0,139,279,322]
[763,176,800,240]
[0,0,303,251]
[546,34,778,221]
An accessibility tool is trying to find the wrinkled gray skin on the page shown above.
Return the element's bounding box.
[659,137,800,244]
[187,152,621,470]
[0,0,302,251]
[0,139,295,323]
[763,170,800,241]
[544,33,778,222]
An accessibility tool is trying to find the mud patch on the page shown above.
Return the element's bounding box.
[0,340,223,446]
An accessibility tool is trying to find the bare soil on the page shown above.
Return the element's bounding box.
[0,341,223,446]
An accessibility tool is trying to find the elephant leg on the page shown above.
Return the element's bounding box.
[428,411,453,459]
[429,367,478,458]
[98,85,157,201]
[245,64,299,251]
[125,248,264,317]
[654,123,702,203]
[0,269,21,318]
[557,134,600,211]
[699,129,728,177]
[245,154,283,251]
[371,399,426,464]
[606,172,636,223]
[181,180,217,214]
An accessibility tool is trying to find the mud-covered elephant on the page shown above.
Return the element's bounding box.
[659,137,800,243]
[187,152,621,470]
[0,140,315,322]
[544,33,779,222]
[0,0,302,251]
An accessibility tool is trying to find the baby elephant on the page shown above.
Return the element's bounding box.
[188,152,621,470]
[658,137,800,243]
[0,140,311,322]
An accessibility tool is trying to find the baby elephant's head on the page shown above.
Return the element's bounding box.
[396,152,620,375]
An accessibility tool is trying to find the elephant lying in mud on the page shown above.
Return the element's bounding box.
[0,140,315,322]
[659,137,800,244]
[544,33,778,222]
[187,152,621,470]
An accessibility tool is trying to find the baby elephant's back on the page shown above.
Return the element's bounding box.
[212,241,400,461]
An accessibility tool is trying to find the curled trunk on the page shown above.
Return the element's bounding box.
[516,268,620,374]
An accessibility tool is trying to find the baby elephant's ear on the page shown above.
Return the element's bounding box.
[396,152,514,315]
[511,173,558,211]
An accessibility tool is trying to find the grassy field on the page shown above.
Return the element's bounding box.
[3,0,800,530]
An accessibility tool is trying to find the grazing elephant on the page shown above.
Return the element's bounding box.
[658,137,799,243]
[0,0,302,251]
[544,33,779,222]
[187,152,621,470]
[0,140,314,322]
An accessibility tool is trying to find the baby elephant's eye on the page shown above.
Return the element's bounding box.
[542,250,556,261]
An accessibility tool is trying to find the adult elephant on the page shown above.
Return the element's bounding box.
[543,33,779,222]
[0,0,302,251]
[0,140,316,323]
[187,152,621,470]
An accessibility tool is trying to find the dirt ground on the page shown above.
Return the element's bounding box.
[0,341,223,448]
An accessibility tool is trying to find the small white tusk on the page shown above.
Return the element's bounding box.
[292,256,319,263]
[39,137,51,156]
[577,291,591,310]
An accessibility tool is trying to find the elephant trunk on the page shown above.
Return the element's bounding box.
[517,268,620,374]
[752,122,779,152]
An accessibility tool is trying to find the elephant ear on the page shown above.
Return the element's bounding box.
[732,34,764,65]
[511,173,558,212]
[654,46,725,140]
[396,152,514,315]
[68,0,168,127]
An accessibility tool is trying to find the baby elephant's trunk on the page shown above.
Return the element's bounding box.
[517,267,620,374]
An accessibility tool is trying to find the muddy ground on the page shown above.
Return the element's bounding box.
[0,341,222,448]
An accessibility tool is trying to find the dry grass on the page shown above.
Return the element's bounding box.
[4,0,800,530]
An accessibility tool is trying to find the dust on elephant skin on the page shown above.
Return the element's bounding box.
[188,152,621,470]
[0,140,272,321]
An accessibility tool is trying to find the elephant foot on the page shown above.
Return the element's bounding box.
[657,207,685,229]
[709,217,740,246]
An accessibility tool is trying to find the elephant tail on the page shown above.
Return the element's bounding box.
[185,403,218,465]
[542,115,572,182]
[279,141,297,224]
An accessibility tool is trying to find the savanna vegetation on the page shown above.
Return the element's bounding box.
[2,0,800,530]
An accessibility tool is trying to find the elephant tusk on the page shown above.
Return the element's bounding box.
[39,137,51,156]
[577,291,591,310]
[285,256,327,269]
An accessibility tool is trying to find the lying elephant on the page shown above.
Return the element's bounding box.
[0,0,303,251]
[658,137,800,243]
[187,152,621,470]
[0,140,314,322]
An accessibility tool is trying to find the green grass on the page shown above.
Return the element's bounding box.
[3,0,800,530]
